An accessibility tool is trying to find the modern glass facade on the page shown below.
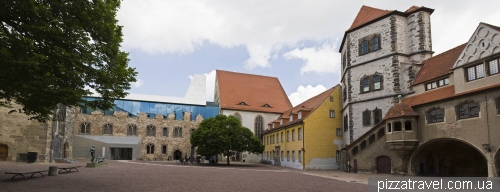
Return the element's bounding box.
[80,97,219,121]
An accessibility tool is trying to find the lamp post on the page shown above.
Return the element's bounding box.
[482,144,491,152]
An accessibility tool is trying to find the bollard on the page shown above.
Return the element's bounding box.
[48,166,58,176]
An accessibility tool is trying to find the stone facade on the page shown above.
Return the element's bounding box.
[341,9,433,145]
[74,108,203,161]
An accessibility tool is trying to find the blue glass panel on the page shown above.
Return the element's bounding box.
[176,108,182,120]
[140,102,149,114]
[212,106,219,116]
[198,107,205,119]
[132,101,141,116]
[166,104,174,114]
[191,107,199,121]
[122,101,133,115]
[114,100,124,111]
[156,103,167,118]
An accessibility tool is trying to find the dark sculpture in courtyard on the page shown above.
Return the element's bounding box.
[90,145,95,163]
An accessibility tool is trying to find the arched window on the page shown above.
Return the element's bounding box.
[80,122,91,134]
[174,127,183,138]
[146,144,155,154]
[234,113,242,123]
[361,40,369,54]
[373,75,382,90]
[343,87,347,102]
[362,110,371,126]
[458,101,480,119]
[127,124,137,136]
[373,108,382,124]
[361,78,370,93]
[372,36,379,51]
[427,108,444,123]
[146,124,156,137]
[162,145,167,154]
[103,123,113,135]
[254,115,263,139]
[162,127,169,137]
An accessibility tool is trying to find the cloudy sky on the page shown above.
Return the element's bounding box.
[115,0,500,106]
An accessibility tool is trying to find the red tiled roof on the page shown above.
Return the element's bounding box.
[383,103,418,120]
[403,83,500,107]
[412,43,466,85]
[348,5,392,31]
[405,6,421,13]
[216,70,292,113]
[263,85,338,133]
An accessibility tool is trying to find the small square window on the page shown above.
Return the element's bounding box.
[336,128,342,136]
[329,110,335,118]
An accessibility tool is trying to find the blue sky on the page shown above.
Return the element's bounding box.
[115,0,500,106]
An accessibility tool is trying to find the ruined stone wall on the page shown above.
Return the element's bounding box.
[74,109,203,161]
[0,103,51,162]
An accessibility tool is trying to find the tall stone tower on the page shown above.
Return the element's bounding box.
[340,6,434,145]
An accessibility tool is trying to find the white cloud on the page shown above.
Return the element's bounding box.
[283,42,341,75]
[117,0,500,70]
[132,79,144,88]
[288,84,327,107]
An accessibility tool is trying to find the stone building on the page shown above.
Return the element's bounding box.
[344,22,500,177]
[262,85,343,170]
[214,70,292,163]
[340,5,434,145]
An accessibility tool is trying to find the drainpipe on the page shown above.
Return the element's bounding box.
[484,93,495,177]
[302,122,305,170]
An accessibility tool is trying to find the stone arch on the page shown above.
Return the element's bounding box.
[173,150,182,160]
[410,138,487,176]
[0,144,8,161]
[233,112,242,123]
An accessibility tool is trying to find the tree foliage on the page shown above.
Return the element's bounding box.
[191,114,264,165]
[0,0,137,121]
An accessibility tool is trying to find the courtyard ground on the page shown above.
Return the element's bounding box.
[0,160,378,192]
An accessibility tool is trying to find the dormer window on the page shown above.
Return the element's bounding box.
[289,114,293,122]
[273,124,275,128]
[262,104,272,108]
[238,102,249,106]
[298,111,302,119]
[280,119,283,125]
[426,78,449,91]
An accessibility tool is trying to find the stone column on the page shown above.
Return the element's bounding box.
[487,152,496,177]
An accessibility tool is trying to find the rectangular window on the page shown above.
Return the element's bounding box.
[292,130,295,141]
[281,151,284,161]
[292,151,295,162]
[281,132,284,143]
[329,110,335,118]
[163,128,169,137]
[287,151,290,161]
[336,150,341,162]
[343,115,348,132]
[287,131,290,142]
[298,111,302,119]
[467,64,485,81]
[330,96,334,102]
[276,134,279,143]
[489,59,499,75]
[363,111,371,126]
[336,128,342,136]
[496,98,500,115]
[298,128,302,140]
[289,114,293,122]
[280,119,283,125]
[298,151,302,162]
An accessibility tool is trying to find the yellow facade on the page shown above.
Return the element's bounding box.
[263,85,343,169]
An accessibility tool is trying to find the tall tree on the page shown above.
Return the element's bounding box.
[0,0,137,122]
[191,114,264,165]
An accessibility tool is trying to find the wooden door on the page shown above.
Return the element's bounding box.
[0,144,8,161]
[377,156,391,174]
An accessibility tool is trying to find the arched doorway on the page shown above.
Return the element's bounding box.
[173,150,182,160]
[495,149,500,177]
[0,144,8,161]
[376,156,391,174]
[411,139,487,176]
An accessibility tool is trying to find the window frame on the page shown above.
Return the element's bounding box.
[287,131,290,142]
[162,145,167,154]
[361,40,369,55]
[496,97,500,115]
[457,101,480,119]
[336,128,342,136]
[287,151,290,161]
[254,115,263,139]
[174,127,183,138]
[298,151,302,162]
[146,124,156,137]
[336,150,341,162]
[162,127,169,137]
[362,110,371,126]
[103,123,113,135]
[425,78,449,91]
[371,36,380,51]
[373,75,382,91]
[343,115,348,132]
[427,108,445,124]
[298,128,302,140]
[329,110,335,118]
[80,122,91,134]
[373,108,382,124]
[292,130,295,141]
[466,64,485,82]
[488,58,499,76]
[127,124,137,136]
[146,143,155,154]
[361,77,370,93]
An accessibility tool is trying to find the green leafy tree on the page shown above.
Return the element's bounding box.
[0,0,137,122]
[191,114,264,165]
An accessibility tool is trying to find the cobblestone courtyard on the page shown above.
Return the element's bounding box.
[1,160,369,192]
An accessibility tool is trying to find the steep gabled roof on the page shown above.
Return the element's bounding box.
[412,43,466,85]
[263,85,338,133]
[216,70,292,113]
[339,5,433,52]
[348,5,392,31]
[383,103,418,120]
[453,23,500,69]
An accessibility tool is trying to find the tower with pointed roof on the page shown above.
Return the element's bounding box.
[340,5,434,145]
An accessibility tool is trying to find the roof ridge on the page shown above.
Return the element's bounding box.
[481,22,500,31]
[216,69,278,79]
[361,5,394,12]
